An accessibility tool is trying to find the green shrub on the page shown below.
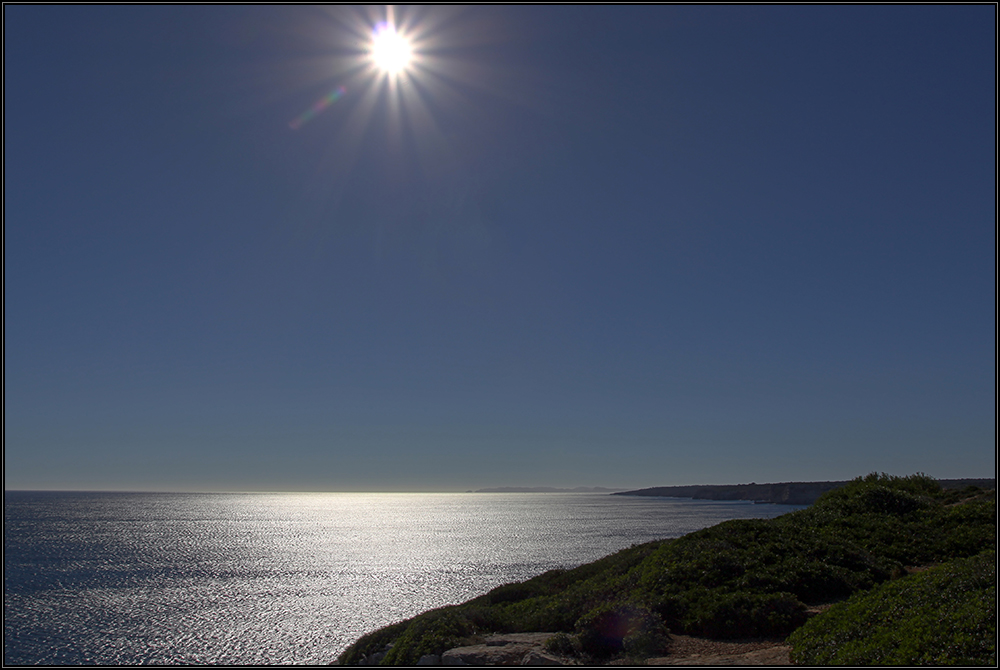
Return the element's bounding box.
[379,609,477,666]
[855,485,928,515]
[459,605,508,633]
[684,590,807,639]
[575,603,667,659]
[810,473,935,514]
[335,620,408,666]
[635,515,895,605]
[928,497,997,559]
[938,485,984,505]
[543,631,578,656]
[495,593,582,632]
[789,551,996,665]
[483,582,543,605]
[622,614,671,658]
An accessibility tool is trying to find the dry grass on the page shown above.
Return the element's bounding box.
[637,634,791,665]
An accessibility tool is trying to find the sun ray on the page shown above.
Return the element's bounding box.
[283,4,539,239]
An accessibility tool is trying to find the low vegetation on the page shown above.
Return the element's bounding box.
[337,473,996,665]
[789,551,996,665]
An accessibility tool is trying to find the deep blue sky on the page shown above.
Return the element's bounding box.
[5,6,995,491]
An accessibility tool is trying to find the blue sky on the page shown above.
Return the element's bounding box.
[5,6,995,491]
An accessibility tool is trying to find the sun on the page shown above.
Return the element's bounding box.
[370,23,412,76]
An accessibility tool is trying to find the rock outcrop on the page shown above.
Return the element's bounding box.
[440,633,569,666]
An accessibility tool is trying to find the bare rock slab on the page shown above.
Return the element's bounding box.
[442,633,566,666]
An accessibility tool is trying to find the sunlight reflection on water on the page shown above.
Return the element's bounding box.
[4,491,804,664]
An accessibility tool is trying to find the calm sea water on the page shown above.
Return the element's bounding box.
[4,491,805,665]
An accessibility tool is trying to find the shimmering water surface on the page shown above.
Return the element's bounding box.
[5,491,805,665]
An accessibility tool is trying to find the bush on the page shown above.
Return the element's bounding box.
[635,516,896,606]
[335,620,408,666]
[938,485,980,505]
[543,631,578,656]
[789,551,996,665]
[685,590,807,639]
[575,603,668,659]
[623,615,671,658]
[813,473,939,514]
[495,593,581,633]
[379,609,477,666]
[460,605,508,633]
[483,582,542,605]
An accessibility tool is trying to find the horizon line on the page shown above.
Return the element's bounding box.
[6,475,995,496]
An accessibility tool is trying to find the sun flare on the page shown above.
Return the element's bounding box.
[371,23,412,75]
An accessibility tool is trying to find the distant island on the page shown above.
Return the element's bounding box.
[473,486,627,493]
[614,478,996,505]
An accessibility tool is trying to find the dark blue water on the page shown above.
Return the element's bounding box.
[5,491,804,665]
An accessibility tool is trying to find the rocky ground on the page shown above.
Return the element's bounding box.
[640,635,791,666]
[351,603,850,665]
[415,632,793,666]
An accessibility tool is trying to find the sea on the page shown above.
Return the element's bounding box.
[4,491,806,665]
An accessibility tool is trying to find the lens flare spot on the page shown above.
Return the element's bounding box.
[371,23,412,75]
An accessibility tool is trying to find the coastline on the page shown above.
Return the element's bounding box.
[337,474,996,666]
[614,478,996,505]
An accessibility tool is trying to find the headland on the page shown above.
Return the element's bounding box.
[337,473,996,666]
[615,478,996,505]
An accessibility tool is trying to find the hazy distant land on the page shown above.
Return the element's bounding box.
[472,486,627,493]
[615,478,996,505]
[470,479,996,503]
